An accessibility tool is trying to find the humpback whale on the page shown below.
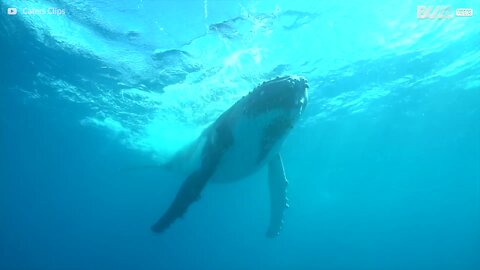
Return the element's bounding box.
[152,75,308,237]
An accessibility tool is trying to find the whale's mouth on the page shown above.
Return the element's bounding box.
[289,76,309,113]
[297,94,308,114]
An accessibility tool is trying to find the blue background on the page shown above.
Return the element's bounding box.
[1,0,479,269]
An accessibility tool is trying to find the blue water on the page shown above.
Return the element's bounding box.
[1,0,480,269]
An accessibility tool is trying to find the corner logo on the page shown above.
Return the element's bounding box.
[417,6,453,19]
[7,7,17,15]
[417,6,473,19]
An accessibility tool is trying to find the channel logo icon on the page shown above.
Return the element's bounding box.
[7,7,17,15]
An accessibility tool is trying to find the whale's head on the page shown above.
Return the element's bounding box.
[245,75,308,121]
[235,75,308,165]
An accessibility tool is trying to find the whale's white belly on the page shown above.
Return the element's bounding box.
[210,111,286,183]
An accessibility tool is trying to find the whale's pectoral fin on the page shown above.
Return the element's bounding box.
[150,167,213,233]
[266,153,289,238]
[151,121,233,233]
